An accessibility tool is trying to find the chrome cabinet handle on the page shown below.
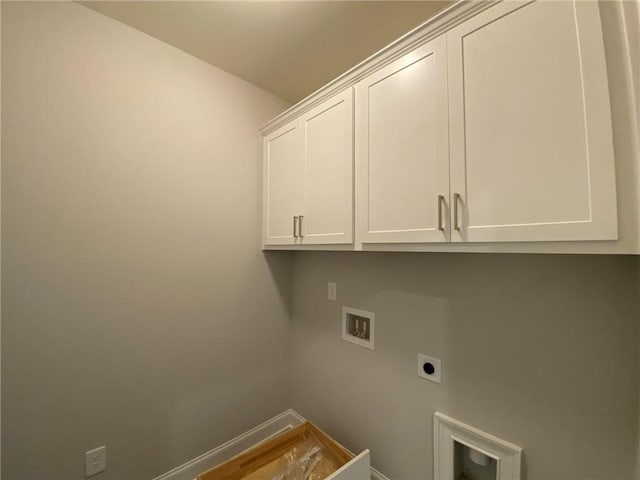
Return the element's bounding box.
[437,195,445,231]
[299,215,304,237]
[453,193,462,231]
[293,216,298,238]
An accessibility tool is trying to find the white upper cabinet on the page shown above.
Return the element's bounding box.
[355,36,449,243]
[302,89,354,244]
[447,0,617,242]
[263,121,304,245]
[261,0,630,253]
[263,90,354,247]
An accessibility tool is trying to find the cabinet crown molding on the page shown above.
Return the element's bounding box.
[259,0,497,136]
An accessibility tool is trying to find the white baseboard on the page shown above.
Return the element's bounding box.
[151,409,389,480]
[370,467,389,480]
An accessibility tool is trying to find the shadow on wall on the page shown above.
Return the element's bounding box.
[264,251,294,319]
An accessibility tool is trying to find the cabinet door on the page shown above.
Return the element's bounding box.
[355,36,450,244]
[301,89,354,244]
[263,121,304,245]
[448,0,617,242]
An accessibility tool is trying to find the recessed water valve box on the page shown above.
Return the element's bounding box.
[342,306,374,350]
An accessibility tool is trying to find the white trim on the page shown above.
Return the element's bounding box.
[259,0,496,135]
[152,409,390,480]
[433,412,522,480]
[1,2,4,476]
[371,466,390,480]
[616,0,640,254]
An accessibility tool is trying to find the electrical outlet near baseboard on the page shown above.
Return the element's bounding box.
[85,445,106,477]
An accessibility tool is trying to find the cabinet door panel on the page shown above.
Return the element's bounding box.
[302,89,353,244]
[448,0,617,242]
[356,36,449,244]
[263,122,304,245]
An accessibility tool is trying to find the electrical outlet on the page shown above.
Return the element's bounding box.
[85,446,106,477]
[418,353,442,384]
[328,282,337,301]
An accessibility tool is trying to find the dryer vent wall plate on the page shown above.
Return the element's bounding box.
[433,412,522,480]
[418,353,441,384]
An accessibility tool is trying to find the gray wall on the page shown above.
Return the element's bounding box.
[290,252,639,480]
[1,2,291,478]
[2,2,640,480]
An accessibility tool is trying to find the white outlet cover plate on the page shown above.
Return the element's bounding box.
[85,445,106,477]
[328,282,337,301]
[418,353,442,384]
